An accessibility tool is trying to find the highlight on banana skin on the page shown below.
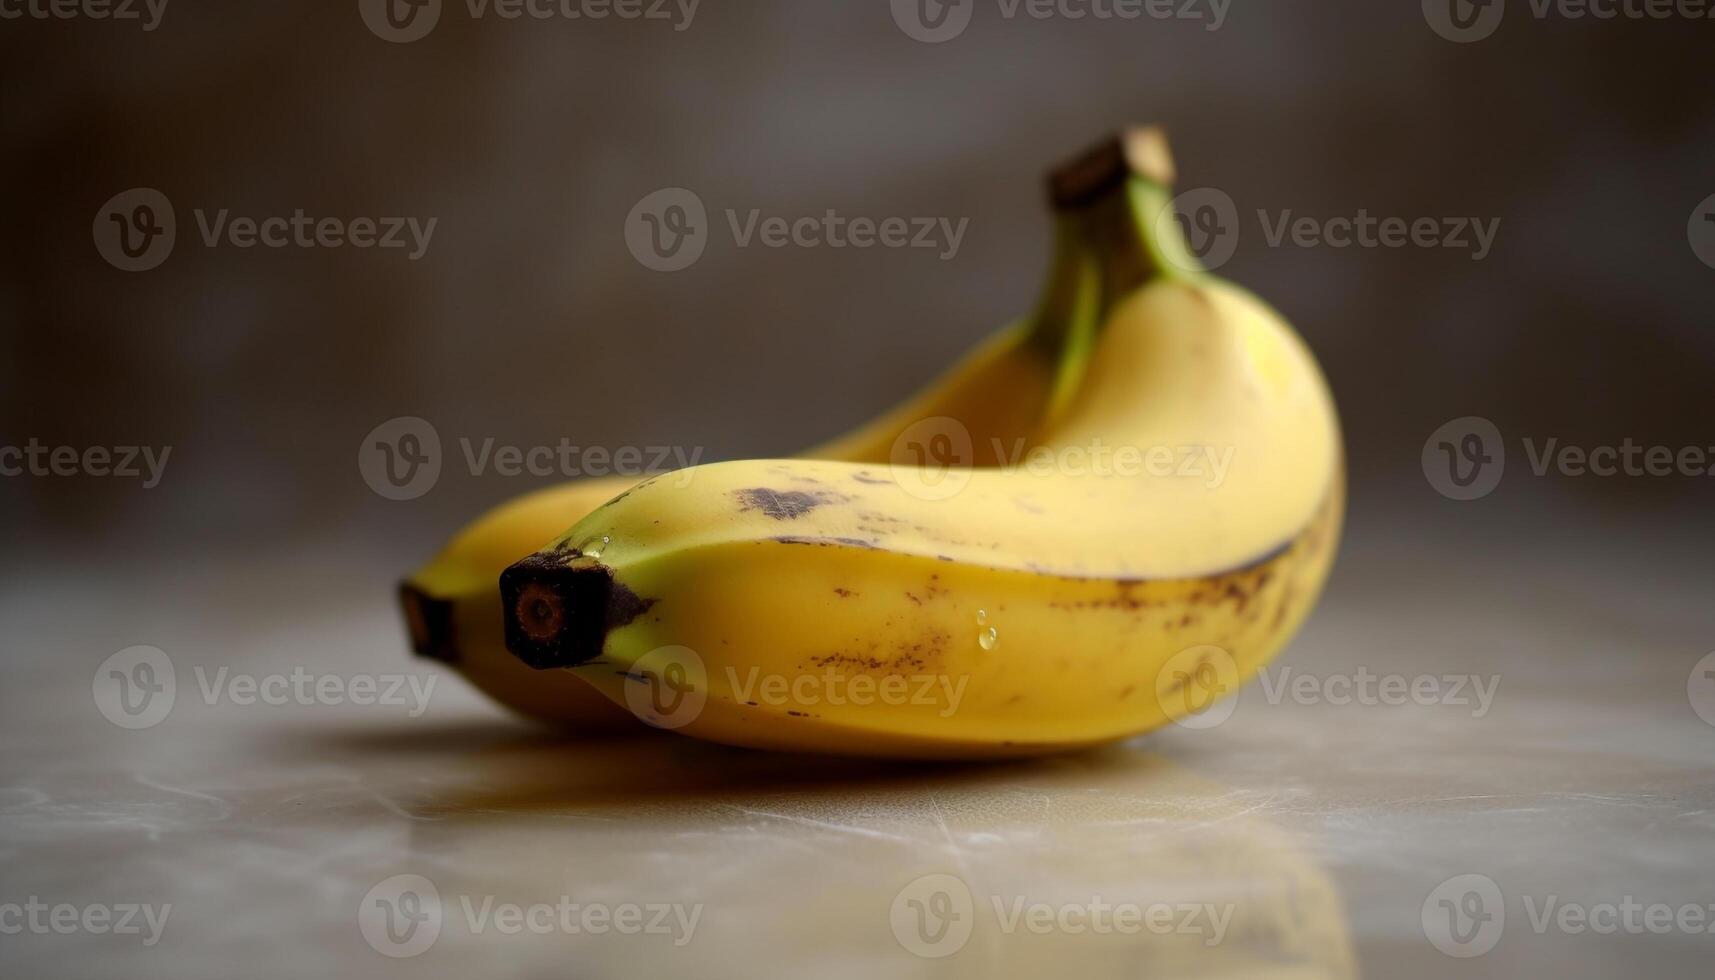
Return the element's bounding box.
[402,126,1345,759]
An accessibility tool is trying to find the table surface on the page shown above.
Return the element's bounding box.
[2,512,1712,979]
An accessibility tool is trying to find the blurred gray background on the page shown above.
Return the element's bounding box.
[2,0,1712,560]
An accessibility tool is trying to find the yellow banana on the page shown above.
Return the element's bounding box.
[499,129,1344,757]
[399,138,1146,729]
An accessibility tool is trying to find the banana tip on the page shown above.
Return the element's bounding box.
[500,555,651,670]
[398,582,458,665]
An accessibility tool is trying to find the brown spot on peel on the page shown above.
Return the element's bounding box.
[734,487,824,520]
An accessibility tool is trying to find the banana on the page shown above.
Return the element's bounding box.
[499,129,1344,757]
[399,138,1148,729]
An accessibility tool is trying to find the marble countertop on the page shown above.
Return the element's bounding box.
[2,514,1711,978]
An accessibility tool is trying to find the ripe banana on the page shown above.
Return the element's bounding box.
[500,129,1344,757]
[399,139,1146,729]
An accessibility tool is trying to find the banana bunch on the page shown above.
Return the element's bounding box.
[494,129,1345,758]
[398,135,1136,728]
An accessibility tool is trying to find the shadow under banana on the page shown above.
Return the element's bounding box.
[312,726,1357,979]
